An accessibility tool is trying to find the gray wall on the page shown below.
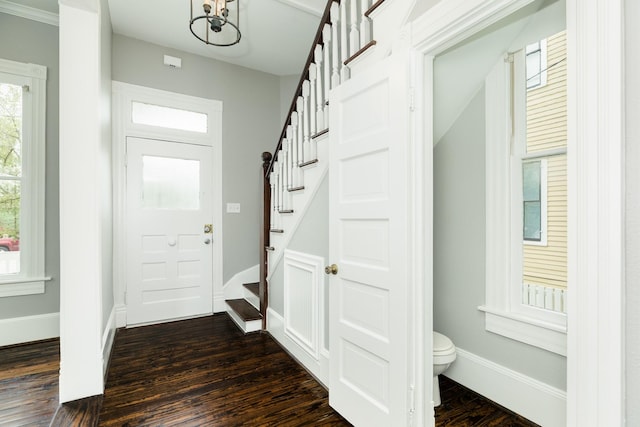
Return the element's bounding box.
[433,87,567,390]
[0,13,60,320]
[100,0,114,331]
[270,175,329,347]
[279,74,299,124]
[111,35,282,283]
[625,0,640,423]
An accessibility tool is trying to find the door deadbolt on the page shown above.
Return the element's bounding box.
[324,264,338,275]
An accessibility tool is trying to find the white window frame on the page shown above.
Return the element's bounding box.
[479,50,566,356]
[520,158,548,247]
[0,58,50,297]
[525,39,548,90]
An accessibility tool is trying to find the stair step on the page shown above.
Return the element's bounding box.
[365,0,387,17]
[226,299,262,321]
[345,40,377,67]
[279,209,294,214]
[270,229,284,233]
[311,128,329,139]
[300,159,318,168]
[289,186,305,192]
[243,282,259,297]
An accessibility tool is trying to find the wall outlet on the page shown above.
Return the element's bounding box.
[226,203,241,213]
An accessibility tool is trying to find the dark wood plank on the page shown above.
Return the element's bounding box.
[226,299,263,321]
[365,0,387,17]
[435,375,540,427]
[0,339,59,427]
[243,282,259,297]
[344,40,378,66]
[50,395,103,427]
[98,314,351,426]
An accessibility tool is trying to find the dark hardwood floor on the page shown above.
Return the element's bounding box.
[0,338,59,427]
[99,313,350,426]
[435,375,540,427]
[1,313,541,426]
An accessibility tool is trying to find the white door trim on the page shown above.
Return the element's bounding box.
[410,0,625,425]
[112,81,224,327]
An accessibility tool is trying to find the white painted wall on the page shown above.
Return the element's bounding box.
[58,0,112,403]
[625,0,640,424]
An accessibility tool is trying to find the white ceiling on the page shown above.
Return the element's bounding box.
[107,0,326,76]
[1,0,325,76]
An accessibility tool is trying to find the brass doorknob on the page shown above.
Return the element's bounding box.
[325,264,338,275]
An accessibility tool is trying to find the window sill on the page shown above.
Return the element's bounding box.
[0,277,52,297]
[478,305,567,356]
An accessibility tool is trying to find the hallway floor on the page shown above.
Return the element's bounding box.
[1,314,539,426]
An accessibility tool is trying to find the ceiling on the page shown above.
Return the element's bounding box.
[2,0,325,76]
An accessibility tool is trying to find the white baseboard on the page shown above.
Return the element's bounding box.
[101,307,116,378]
[0,312,60,347]
[115,304,127,328]
[445,347,566,427]
[267,307,329,387]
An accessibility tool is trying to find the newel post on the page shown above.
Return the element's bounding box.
[260,151,273,330]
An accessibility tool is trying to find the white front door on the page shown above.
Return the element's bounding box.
[126,137,214,325]
[328,53,411,426]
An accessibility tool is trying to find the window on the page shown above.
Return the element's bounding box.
[522,160,546,242]
[481,31,567,355]
[0,58,48,297]
[525,40,547,89]
[131,101,208,133]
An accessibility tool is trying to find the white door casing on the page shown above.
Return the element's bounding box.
[329,52,411,426]
[126,137,214,325]
[112,82,224,327]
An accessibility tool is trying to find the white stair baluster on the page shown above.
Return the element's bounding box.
[330,3,340,88]
[279,154,286,211]
[360,0,371,47]
[281,143,290,209]
[350,0,360,56]
[301,84,311,163]
[296,96,305,184]
[314,46,324,131]
[340,0,350,82]
[309,65,317,137]
[290,112,299,188]
[269,172,277,230]
[286,125,294,191]
[322,23,332,127]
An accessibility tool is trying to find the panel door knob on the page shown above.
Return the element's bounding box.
[325,264,338,275]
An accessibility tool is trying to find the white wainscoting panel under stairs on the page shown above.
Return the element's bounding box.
[267,250,329,386]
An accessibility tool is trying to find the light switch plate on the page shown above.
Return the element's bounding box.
[226,203,241,213]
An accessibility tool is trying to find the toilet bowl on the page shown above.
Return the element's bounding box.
[433,331,456,407]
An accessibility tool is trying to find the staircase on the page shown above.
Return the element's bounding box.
[226,0,405,333]
[226,282,262,333]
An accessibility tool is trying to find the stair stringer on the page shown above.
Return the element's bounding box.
[267,132,329,281]
[218,264,260,312]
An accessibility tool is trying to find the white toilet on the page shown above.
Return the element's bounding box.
[433,331,456,407]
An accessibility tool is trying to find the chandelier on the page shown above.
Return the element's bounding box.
[190,0,241,47]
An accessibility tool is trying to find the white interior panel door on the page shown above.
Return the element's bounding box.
[329,53,410,426]
[126,137,213,325]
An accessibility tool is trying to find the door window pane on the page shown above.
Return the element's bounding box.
[132,101,208,133]
[142,156,200,210]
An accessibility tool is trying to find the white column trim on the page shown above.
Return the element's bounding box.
[566,0,625,425]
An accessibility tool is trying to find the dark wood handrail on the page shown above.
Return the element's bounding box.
[259,151,273,330]
[266,0,336,177]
